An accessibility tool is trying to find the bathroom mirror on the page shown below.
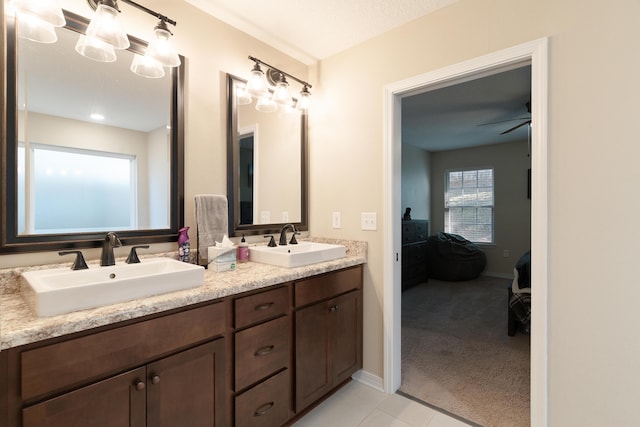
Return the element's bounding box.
[0,9,185,253]
[227,74,308,236]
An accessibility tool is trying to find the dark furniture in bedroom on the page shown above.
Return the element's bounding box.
[425,232,486,281]
[401,219,429,291]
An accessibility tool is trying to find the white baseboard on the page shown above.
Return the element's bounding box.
[352,369,385,393]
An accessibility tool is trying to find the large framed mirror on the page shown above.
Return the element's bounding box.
[1,8,185,253]
[226,74,308,236]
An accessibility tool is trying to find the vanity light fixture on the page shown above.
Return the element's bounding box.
[12,0,181,78]
[10,0,66,43]
[296,85,311,110]
[246,56,313,112]
[248,61,268,95]
[79,0,179,77]
[273,73,290,101]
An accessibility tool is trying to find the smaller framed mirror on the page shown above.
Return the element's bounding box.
[226,74,308,236]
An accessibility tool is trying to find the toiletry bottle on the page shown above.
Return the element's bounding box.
[237,234,249,262]
[178,226,190,262]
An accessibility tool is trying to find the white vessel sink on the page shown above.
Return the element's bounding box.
[21,258,205,317]
[250,242,346,268]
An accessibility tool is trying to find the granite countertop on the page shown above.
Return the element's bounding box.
[0,238,366,350]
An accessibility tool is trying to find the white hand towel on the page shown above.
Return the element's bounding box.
[194,194,228,265]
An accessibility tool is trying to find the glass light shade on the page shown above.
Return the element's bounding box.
[236,84,252,105]
[130,53,165,79]
[296,87,311,110]
[12,0,66,27]
[248,65,267,95]
[85,3,130,50]
[75,34,117,62]
[256,94,277,112]
[145,27,181,68]
[17,14,57,43]
[274,76,290,101]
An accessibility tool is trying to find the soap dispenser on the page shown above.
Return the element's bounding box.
[178,226,190,262]
[237,234,249,262]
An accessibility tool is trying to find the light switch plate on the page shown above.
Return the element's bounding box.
[361,212,377,231]
[332,212,341,229]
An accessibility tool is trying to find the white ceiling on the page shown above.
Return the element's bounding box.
[184,0,459,64]
[186,0,531,152]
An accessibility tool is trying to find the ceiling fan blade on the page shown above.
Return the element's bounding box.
[477,117,531,126]
[501,120,531,135]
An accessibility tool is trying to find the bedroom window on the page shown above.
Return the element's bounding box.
[444,168,494,243]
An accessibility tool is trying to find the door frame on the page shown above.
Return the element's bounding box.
[382,38,549,426]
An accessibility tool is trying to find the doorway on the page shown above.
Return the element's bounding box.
[382,38,549,425]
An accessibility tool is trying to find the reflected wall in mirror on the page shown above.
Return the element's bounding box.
[1,9,185,253]
[227,74,307,236]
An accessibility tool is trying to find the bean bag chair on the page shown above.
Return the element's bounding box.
[426,232,486,281]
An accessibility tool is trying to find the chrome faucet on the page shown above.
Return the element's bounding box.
[278,223,298,246]
[100,232,122,266]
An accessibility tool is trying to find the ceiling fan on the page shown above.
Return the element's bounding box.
[479,101,531,134]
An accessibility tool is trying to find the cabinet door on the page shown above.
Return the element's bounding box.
[295,299,331,411]
[146,339,226,427]
[295,290,362,412]
[22,367,146,427]
[331,290,362,385]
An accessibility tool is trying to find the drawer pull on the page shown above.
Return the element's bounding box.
[255,302,275,311]
[135,380,145,391]
[151,375,161,385]
[254,402,275,417]
[254,345,275,356]
[329,304,339,312]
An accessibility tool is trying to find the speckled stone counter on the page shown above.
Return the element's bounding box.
[0,238,366,350]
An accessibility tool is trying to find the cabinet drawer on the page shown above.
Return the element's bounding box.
[235,316,289,391]
[21,302,225,401]
[235,369,290,427]
[234,286,289,329]
[295,266,362,308]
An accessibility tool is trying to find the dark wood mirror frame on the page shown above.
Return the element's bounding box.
[0,8,185,254]
[226,73,308,237]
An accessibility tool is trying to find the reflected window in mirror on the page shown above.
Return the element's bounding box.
[227,74,308,237]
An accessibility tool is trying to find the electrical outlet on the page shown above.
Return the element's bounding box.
[281,211,289,222]
[332,212,341,229]
[361,212,377,231]
[503,249,510,258]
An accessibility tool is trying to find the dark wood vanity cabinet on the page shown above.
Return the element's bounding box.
[3,302,227,427]
[294,266,363,412]
[0,265,364,427]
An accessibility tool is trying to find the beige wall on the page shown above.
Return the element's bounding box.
[311,0,640,425]
[401,143,431,222]
[4,0,640,424]
[430,141,531,276]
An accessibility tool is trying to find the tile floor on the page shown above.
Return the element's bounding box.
[293,381,474,427]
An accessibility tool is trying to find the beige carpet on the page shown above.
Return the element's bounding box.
[400,276,530,427]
